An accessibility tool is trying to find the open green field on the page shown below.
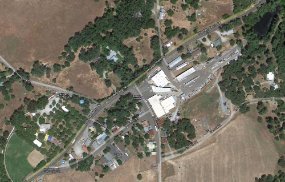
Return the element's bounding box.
[5,134,34,182]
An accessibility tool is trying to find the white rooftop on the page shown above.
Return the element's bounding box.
[151,86,172,93]
[169,56,183,69]
[33,139,42,147]
[161,96,176,113]
[151,70,170,87]
[147,95,176,118]
[39,124,51,133]
[267,72,274,81]
[148,95,165,118]
[61,106,69,113]
[176,67,196,82]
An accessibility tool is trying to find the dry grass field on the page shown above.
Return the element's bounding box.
[44,170,94,182]
[56,60,113,99]
[0,0,107,70]
[124,29,156,66]
[0,0,115,100]
[163,111,283,182]
[102,156,157,182]
[181,86,225,138]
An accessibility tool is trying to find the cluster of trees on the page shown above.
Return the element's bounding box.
[233,0,253,13]
[0,67,22,101]
[101,93,140,129]
[163,118,196,150]
[24,96,49,113]
[278,155,285,168]
[256,101,268,115]
[31,60,51,77]
[164,19,188,40]
[263,99,285,141]
[219,1,282,109]
[150,35,161,61]
[60,0,157,87]
[255,170,285,182]
[70,152,94,171]
[220,18,242,32]
[185,0,199,9]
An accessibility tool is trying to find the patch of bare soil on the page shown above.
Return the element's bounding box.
[164,113,281,182]
[102,156,157,182]
[44,170,94,182]
[56,60,113,99]
[197,0,233,30]
[0,0,107,70]
[27,149,45,168]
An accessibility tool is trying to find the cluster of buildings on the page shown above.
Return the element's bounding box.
[147,70,178,118]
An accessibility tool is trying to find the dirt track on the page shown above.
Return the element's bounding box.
[163,113,280,182]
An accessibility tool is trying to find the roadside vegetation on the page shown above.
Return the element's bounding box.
[233,0,254,13]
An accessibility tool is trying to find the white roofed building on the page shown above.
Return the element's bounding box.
[33,139,42,147]
[176,67,196,82]
[147,95,176,118]
[161,96,176,113]
[267,72,275,81]
[151,86,172,94]
[39,124,51,133]
[61,106,69,113]
[169,56,183,69]
[151,70,170,87]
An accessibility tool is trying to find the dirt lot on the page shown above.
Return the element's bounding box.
[163,112,282,182]
[27,149,45,168]
[56,60,113,99]
[102,156,157,182]
[0,0,107,70]
[197,0,233,30]
[44,170,94,182]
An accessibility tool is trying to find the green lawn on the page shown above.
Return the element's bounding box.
[5,134,34,182]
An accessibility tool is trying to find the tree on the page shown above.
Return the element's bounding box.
[187,13,196,22]
[137,173,143,180]
[229,39,235,46]
[222,14,230,19]
[164,19,173,27]
[167,9,174,16]
[278,156,285,168]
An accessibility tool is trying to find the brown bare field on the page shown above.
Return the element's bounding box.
[44,170,94,182]
[56,60,113,99]
[197,0,233,30]
[102,156,157,182]
[163,112,282,182]
[124,29,156,66]
[0,0,107,70]
[27,149,45,168]
[181,86,225,138]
